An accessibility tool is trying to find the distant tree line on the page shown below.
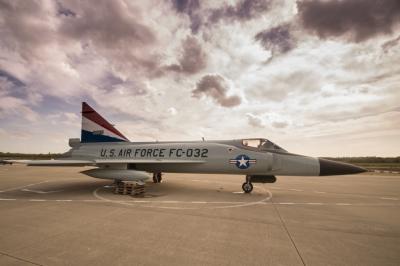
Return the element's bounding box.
[0,152,62,160]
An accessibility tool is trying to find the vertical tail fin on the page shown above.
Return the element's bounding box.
[81,102,129,143]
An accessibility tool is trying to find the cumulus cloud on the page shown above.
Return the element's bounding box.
[192,74,241,107]
[171,0,202,34]
[246,113,265,128]
[58,0,161,76]
[166,36,207,74]
[171,0,271,34]
[208,0,271,23]
[298,0,400,42]
[255,23,296,55]
[59,1,155,46]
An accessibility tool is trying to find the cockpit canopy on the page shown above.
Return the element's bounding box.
[241,138,287,152]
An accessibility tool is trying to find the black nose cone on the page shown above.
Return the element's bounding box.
[319,158,367,176]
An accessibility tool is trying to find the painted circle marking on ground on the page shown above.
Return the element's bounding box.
[92,184,273,210]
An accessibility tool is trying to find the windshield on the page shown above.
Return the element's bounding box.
[241,138,286,152]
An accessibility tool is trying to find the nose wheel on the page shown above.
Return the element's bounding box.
[242,182,253,193]
[242,175,253,193]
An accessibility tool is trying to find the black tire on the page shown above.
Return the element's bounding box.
[157,173,162,183]
[242,182,253,193]
[153,173,162,183]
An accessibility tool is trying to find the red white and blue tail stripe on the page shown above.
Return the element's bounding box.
[81,102,129,143]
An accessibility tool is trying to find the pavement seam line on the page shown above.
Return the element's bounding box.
[0,251,43,266]
[272,199,306,266]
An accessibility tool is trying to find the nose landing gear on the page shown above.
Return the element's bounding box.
[241,175,277,193]
[242,175,253,193]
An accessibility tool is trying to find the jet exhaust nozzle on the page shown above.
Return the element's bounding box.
[318,158,367,176]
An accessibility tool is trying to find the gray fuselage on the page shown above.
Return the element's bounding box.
[68,140,321,176]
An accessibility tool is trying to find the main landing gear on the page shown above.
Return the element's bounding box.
[242,175,253,193]
[153,172,162,183]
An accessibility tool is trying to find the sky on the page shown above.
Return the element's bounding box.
[0,0,399,157]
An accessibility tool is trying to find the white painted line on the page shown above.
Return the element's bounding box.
[0,198,16,201]
[56,199,72,202]
[277,202,295,205]
[336,203,351,206]
[191,201,207,204]
[314,191,326,194]
[307,203,323,205]
[29,199,46,202]
[0,180,50,193]
[21,188,63,194]
[232,191,244,194]
[380,197,399,201]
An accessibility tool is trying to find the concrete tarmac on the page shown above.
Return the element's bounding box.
[0,165,399,266]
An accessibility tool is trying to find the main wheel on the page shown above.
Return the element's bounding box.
[153,173,162,183]
[242,182,253,193]
[156,172,162,183]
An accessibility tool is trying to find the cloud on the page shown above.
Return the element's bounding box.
[246,113,265,128]
[209,0,271,24]
[48,112,80,126]
[271,121,288,128]
[56,1,76,17]
[192,74,241,107]
[166,36,207,74]
[171,0,271,34]
[0,0,161,78]
[167,107,178,116]
[255,23,296,55]
[382,35,400,52]
[248,70,321,102]
[0,69,25,87]
[59,1,155,46]
[0,96,38,122]
[171,0,202,34]
[297,0,400,42]
[0,0,58,60]
[58,0,160,75]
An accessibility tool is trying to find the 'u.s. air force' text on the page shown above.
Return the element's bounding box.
[100,148,208,158]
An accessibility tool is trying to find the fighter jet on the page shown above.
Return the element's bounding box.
[7,102,367,193]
